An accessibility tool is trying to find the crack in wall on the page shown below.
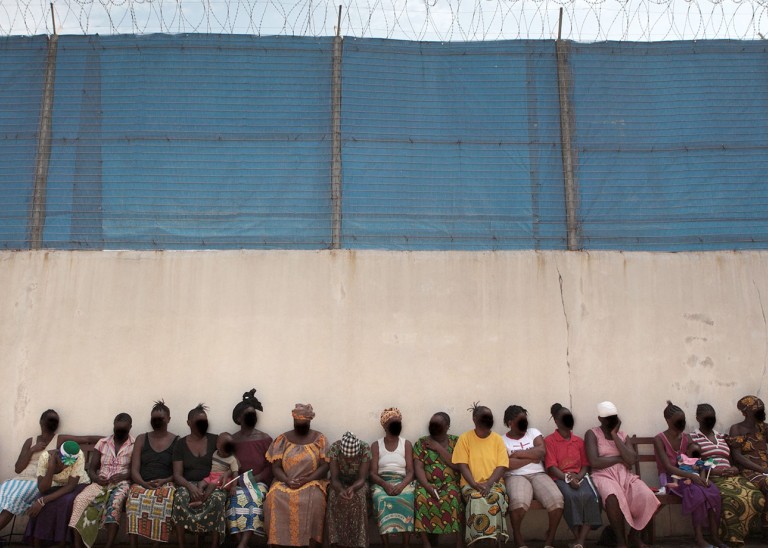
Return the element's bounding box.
[557,265,573,409]
[753,279,767,398]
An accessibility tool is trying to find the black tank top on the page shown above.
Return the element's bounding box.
[139,433,178,481]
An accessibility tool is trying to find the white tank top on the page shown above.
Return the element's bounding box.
[377,437,406,475]
[18,435,58,479]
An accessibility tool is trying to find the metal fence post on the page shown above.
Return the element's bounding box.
[28,32,58,249]
[556,9,579,251]
[330,6,343,249]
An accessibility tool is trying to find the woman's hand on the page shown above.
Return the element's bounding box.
[188,483,204,502]
[690,475,708,487]
[27,499,45,517]
[288,475,310,489]
[390,482,407,496]
[30,439,49,453]
[472,480,491,497]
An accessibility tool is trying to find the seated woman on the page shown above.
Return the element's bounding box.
[503,404,563,548]
[728,395,768,538]
[326,431,371,548]
[227,389,273,548]
[70,413,135,548]
[24,441,91,547]
[0,409,60,534]
[263,403,329,547]
[413,412,462,548]
[691,402,765,545]
[125,400,178,547]
[370,407,416,546]
[171,404,227,548]
[452,404,509,547]
[653,401,725,548]
[544,403,602,548]
[585,401,659,548]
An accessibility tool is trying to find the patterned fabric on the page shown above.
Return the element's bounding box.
[413,435,462,534]
[340,431,361,458]
[94,435,135,480]
[372,471,415,534]
[171,485,228,538]
[327,486,368,547]
[737,395,763,413]
[0,478,40,515]
[291,403,315,421]
[691,428,766,542]
[71,481,131,548]
[589,426,659,530]
[328,439,372,481]
[380,408,402,427]
[227,436,272,536]
[125,483,176,543]
[712,475,765,543]
[227,471,268,536]
[460,482,508,546]
[37,450,90,485]
[264,433,330,546]
[728,422,768,476]
[727,422,768,528]
[326,439,371,547]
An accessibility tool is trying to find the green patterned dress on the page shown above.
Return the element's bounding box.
[413,435,462,534]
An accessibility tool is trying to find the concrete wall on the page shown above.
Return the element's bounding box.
[2,249,766,538]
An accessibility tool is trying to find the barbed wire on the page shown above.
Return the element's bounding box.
[1,0,767,41]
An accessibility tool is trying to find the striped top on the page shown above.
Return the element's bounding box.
[95,435,135,480]
[689,429,731,468]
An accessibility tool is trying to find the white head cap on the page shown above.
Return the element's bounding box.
[597,401,619,418]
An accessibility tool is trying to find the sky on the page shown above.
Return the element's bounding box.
[1,0,766,41]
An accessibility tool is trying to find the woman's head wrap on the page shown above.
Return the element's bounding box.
[292,403,315,421]
[340,431,361,458]
[232,388,264,424]
[380,407,402,427]
[60,441,80,466]
[737,395,763,413]
[597,401,619,418]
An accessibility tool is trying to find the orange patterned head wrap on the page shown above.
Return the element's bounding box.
[380,407,402,428]
[737,395,763,413]
[292,403,315,421]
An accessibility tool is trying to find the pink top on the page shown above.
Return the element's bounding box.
[592,425,627,457]
[95,435,135,480]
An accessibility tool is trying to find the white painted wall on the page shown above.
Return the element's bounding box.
[1,250,766,538]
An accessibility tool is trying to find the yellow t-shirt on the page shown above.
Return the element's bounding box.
[452,429,508,486]
[36,450,89,486]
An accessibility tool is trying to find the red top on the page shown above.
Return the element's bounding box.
[234,436,274,485]
[544,430,588,477]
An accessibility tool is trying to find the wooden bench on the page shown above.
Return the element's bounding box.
[630,436,681,544]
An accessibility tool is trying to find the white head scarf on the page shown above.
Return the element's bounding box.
[597,401,619,417]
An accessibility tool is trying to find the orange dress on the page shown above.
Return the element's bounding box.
[263,433,329,545]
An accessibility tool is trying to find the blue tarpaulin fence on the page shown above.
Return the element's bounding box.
[1,35,766,251]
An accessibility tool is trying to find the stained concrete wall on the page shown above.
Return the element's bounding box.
[1,249,766,538]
